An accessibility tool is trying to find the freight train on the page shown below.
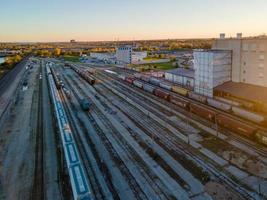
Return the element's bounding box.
[119,73,267,146]
[46,64,92,200]
[69,64,95,85]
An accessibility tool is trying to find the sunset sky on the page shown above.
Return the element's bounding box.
[0,0,266,42]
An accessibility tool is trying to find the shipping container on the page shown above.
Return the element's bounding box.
[133,80,143,89]
[154,89,170,101]
[214,96,241,107]
[232,106,266,124]
[149,77,162,86]
[216,114,257,137]
[190,103,216,122]
[170,95,190,109]
[143,84,155,94]
[207,98,232,112]
[188,92,207,103]
[125,77,134,84]
[159,82,172,91]
[171,85,189,96]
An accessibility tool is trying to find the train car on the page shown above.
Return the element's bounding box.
[87,68,96,74]
[207,98,232,112]
[85,75,95,85]
[171,85,189,96]
[140,75,150,82]
[170,95,190,109]
[125,77,134,84]
[143,83,155,94]
[190,103,216,122]
[133,80,143,89]
[232,106,266,124]
[118,74,126,80]
[134,73,142,79]
[214,96,241,107]
[154,89,170,101]
[216,114,257,138]
[227,96,255,110]
[149,77,162,86]
[159,82,172,91]
[255,131,267,145]
[79,99,91,111]
[188,92,207,103]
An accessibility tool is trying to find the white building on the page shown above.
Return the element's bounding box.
[193,49,232,97]
[116,46,133,64]
[131,51,147,63]
[90,52,115,61]
[213,33,267,87]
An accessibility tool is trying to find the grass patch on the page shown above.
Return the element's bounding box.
[62,55,80,62]
[131,62,176,72]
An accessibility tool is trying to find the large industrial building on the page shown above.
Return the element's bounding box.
[193,49,232,97]
[165,68,195,89]
[213,33,267,87]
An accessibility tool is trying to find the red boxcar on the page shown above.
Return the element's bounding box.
[190,103,216,122]
[170,95,190,110]
[216,114,257,138]
[154,89,170,101]
[125,77,134,84]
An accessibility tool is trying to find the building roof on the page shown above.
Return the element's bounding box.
[214,81,267,104]
[165,68,195,78]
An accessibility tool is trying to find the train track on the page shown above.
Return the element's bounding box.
[64,74,171,200]
[100,71,267,160]
[31,65,44,200]
[90,72,259,200]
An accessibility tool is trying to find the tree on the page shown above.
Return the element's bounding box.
[54,48,61,57]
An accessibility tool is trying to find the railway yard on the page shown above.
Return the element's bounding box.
[0,57,267,200]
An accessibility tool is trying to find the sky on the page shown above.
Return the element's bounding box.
[0,0,267,42]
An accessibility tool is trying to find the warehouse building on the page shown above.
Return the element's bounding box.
[213,33,267,87]
[90,52,115,61]
[165,68,195,89]
[193,49,232,97]
[131,51,147,63]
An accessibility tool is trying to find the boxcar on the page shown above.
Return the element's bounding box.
[207,98,232,112]
[154,89,170,101]
[159,82,172,91]
[171,85,189,96]
[149,77,162,86]
[216,114,257,138]
[232,106,266,124]
[143,84,155,94]
[214,96,241,107]
[133,80,143,89]
[190,103,216,122]
[140,75,150,82]
[170,95,190,109]
[188,92,207,103]
[125,77,134,84]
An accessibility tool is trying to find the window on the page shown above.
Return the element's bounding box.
[243,44,249,51]
[259,55,265,60]
[243,70,246,74]
[259,63,264,69]
[251,43,257,51]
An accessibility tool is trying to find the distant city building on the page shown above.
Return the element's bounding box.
[131,51,147,63]
[70,39,76,43]
[213,33,267,87]
[116,46,133,64]
[193,49,232,97]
